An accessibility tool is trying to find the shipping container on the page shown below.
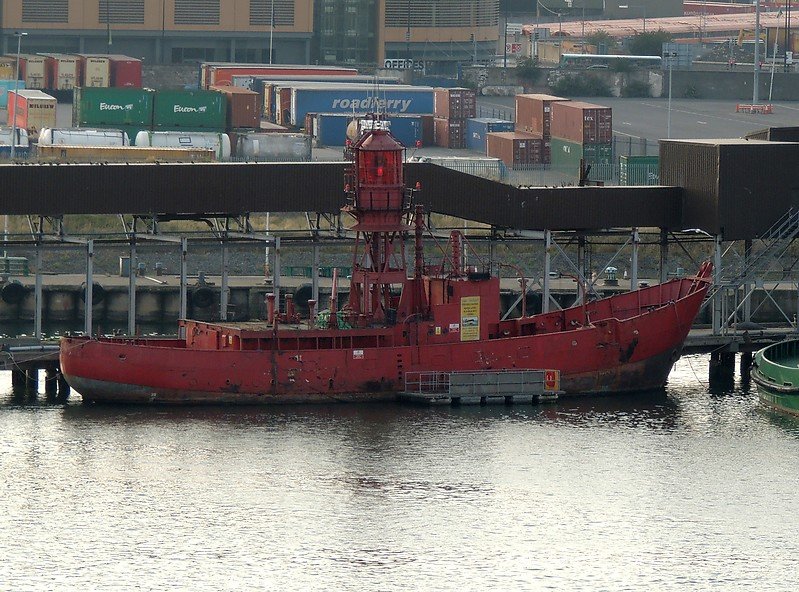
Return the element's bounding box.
[288,84,434,128]
[619,155,659,186]
[550,137,614,180]
[235,132,312,161]
[466,118,515,154]
[314,113,423,147]
[76,54,111,87]
[486,131,544,167]
[434,87,477,119]
[40,54,79,90]
[434,117,466,149]
[209,85,260,129]
[0,56,15,80]
[152,89,227,131]
[0,79,25,108]
[12,54,46,89]
[200,63,358,89]
[38,127,129,147]
[8,89,57,139]
[36,144,215,163]
[72,87,154,136]
[135,130,232,160]
[108,55,142,88]
[550,101,613,144]
[515,94,569,137]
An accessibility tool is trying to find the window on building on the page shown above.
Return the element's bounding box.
[98,0,145,24]
[384,0,499,28]
[250,0,295,27]
[175,0,220,25]
[23,0,68,23]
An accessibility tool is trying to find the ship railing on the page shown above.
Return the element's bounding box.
[405,371,451,394]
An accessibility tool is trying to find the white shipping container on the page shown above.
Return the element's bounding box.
[38,127,129,147]
[236,132,312,161]
[41,54,78,90]
[17,55,46,89]
[135,130,231,160]
[81,56,110,87]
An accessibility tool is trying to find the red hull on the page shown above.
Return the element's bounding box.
[60,266,711,405]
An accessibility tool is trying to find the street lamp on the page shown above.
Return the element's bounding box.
[10,32,27,160]
[269,0,274,64]
[664,48,677,138]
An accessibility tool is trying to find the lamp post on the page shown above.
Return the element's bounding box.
[269,0,274,64]
[10,32,27,161]
[754,0,761,105]
[8,31,25,258]
[664,48,677,138]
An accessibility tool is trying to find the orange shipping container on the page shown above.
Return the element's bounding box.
[550,101,613,144]
[434,87,477,119]
[486,131,544,167]
[434,117,466,149]
[515,94,569,137]
[210,84,260,129]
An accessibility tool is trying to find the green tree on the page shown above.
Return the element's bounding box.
[516,57,542,83]
[627,30,673,56]
[586,30,614,53]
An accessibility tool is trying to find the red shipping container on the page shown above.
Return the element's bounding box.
[204,65,358,89]
[434,87,477,119]
[515,94,569,138]
[109,55,142,88]
[486,131,544,167]
[276,87,292,126]
[550,101,612,144]
[210,84,260,129]
[420,114,434,146]
[434,117,466,149]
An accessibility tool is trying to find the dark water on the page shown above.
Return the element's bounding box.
[1,354,798,591]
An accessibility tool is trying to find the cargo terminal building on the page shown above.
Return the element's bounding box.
[0,1,499,73]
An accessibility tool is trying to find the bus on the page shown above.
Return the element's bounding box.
[559,53,663,69]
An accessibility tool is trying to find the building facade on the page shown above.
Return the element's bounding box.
[0,0,499,72]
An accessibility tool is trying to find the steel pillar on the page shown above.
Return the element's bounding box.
[220,241,229,321]
[659,228,669,283]
[543,230,552,313]
[743,239,752,323]
[34,246,42,339]
[128,241,136,335]
[273,236,281,313]
[312,242,320,304]
[85,240,93,336]
[713,234,723,335]
[180,238,188,334]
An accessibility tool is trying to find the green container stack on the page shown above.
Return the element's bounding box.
[619,155,659,186]
[152,89,227,131]
[550,138,614,180]
[72,87,155,142]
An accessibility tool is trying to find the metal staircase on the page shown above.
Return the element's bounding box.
[706,208,799,333]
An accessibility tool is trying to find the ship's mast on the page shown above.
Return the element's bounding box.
[344,119,422,324]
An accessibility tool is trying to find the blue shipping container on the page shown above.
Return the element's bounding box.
[291,87,434,127]
[466,118,515,154]
[316,113,424,147]
[0,79,26,109]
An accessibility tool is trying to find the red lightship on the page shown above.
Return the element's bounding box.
[60,122,712,404]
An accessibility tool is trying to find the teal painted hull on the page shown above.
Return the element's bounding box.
[751,339,799,417]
